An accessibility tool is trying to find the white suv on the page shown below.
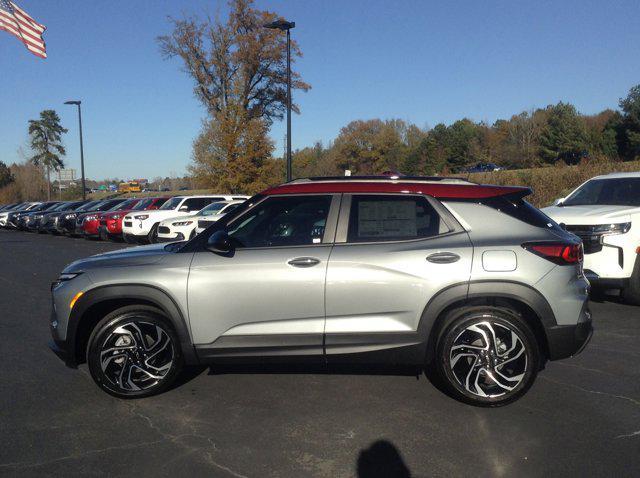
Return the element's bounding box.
[122,195,246,243]
[542,172,640,303]
[157,199,247,242]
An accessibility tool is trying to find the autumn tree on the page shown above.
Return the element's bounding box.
[27,110,67,200]
[158,0,310,193]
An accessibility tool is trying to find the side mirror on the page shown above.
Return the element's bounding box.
[206,231,234,255]
[552,197,565,206]
[179,205,189,212]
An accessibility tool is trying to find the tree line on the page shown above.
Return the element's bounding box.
[291,87,640,179]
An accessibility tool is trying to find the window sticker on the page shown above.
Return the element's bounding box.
[358,200,417,237]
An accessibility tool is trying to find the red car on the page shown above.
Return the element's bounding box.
[81,198,142,239]
[98,197,170,241]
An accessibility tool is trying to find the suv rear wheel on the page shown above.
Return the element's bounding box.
[86,306,183,398]
[435,306,540,407]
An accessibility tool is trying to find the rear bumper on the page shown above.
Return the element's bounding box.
[545,304,593,360]
[584,270,629,290]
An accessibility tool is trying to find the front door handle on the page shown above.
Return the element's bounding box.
[288,257,321,268]
[426,252,460,264]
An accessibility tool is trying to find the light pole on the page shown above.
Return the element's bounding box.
[64,100,86,200]
[264,19,295,182]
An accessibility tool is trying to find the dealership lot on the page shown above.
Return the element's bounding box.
[0,230,638,477]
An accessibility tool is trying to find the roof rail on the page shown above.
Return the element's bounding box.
[291,175,472,183]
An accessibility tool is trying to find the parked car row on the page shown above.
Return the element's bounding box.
[0,194,249,244]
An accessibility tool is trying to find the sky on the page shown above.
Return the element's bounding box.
[1,0,639,181]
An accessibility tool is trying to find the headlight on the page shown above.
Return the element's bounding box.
[85,215,98,221]
[111,214,121,220]
[172,220,193,226]
[134,214,149,220]
[65,213,76,219]
[51,272,82,290]
[58,272,81,281]
[593,222,631,235]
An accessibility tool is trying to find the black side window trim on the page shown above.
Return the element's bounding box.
[335,193,460,245]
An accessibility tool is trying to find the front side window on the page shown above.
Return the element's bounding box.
[347,195,447,243]
[227,195,332,248]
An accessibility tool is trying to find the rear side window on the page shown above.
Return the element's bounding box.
[481,196,561,230]
[347,195,447,243]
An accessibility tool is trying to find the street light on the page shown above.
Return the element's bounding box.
[64,100,86,200]
[264,19,295,182]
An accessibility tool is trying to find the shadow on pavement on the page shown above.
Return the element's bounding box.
[357,440,412,478]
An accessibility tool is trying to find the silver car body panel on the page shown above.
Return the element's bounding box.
[52,188,590,367]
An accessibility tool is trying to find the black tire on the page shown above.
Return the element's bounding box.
[86,306,183,399]
[147,223,159,244]
[621,256,640,305]
[435,306,540,407]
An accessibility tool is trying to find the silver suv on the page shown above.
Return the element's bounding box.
[49,176,592,406]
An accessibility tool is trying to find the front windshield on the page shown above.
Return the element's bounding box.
[563,178,640,207]
[200,202,228,216]
[49,202,69,211]
[110,199,138,211]
[97,200,124,211]
[132,198,153,210]
[159,197,182,210]
[76,201,101,212]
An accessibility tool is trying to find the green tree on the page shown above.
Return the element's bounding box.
[618,84,640,160]
[28,109,67,200]
[539,102,589,163]
[0,161,14,188]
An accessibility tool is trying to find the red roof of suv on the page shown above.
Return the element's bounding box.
[263,178,530,199]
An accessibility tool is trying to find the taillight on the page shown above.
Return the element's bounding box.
[522,242,583,265]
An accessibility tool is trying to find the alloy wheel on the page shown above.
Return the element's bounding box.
[447,320,528,398]
[99,321,174,392]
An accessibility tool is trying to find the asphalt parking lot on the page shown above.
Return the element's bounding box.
[0,229,639,477]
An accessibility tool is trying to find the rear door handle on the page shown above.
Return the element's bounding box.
[426,252,460,264]
[288,257,321,268]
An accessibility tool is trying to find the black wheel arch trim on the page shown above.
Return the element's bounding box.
[419,279,558,364]
[68,284,198,366]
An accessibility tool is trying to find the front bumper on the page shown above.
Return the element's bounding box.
[48,306,77,367]
[157,232,185,242]
[545,304,593,360]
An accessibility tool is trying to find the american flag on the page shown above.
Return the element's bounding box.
[0,0,46,58]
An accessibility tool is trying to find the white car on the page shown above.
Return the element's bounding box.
[0,202,41,227]
[157,200,246,242]
[542,171,640,303]
[122,195,248,243]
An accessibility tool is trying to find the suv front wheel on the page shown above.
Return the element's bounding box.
[435,306,540,407]
[87,306,183,398]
